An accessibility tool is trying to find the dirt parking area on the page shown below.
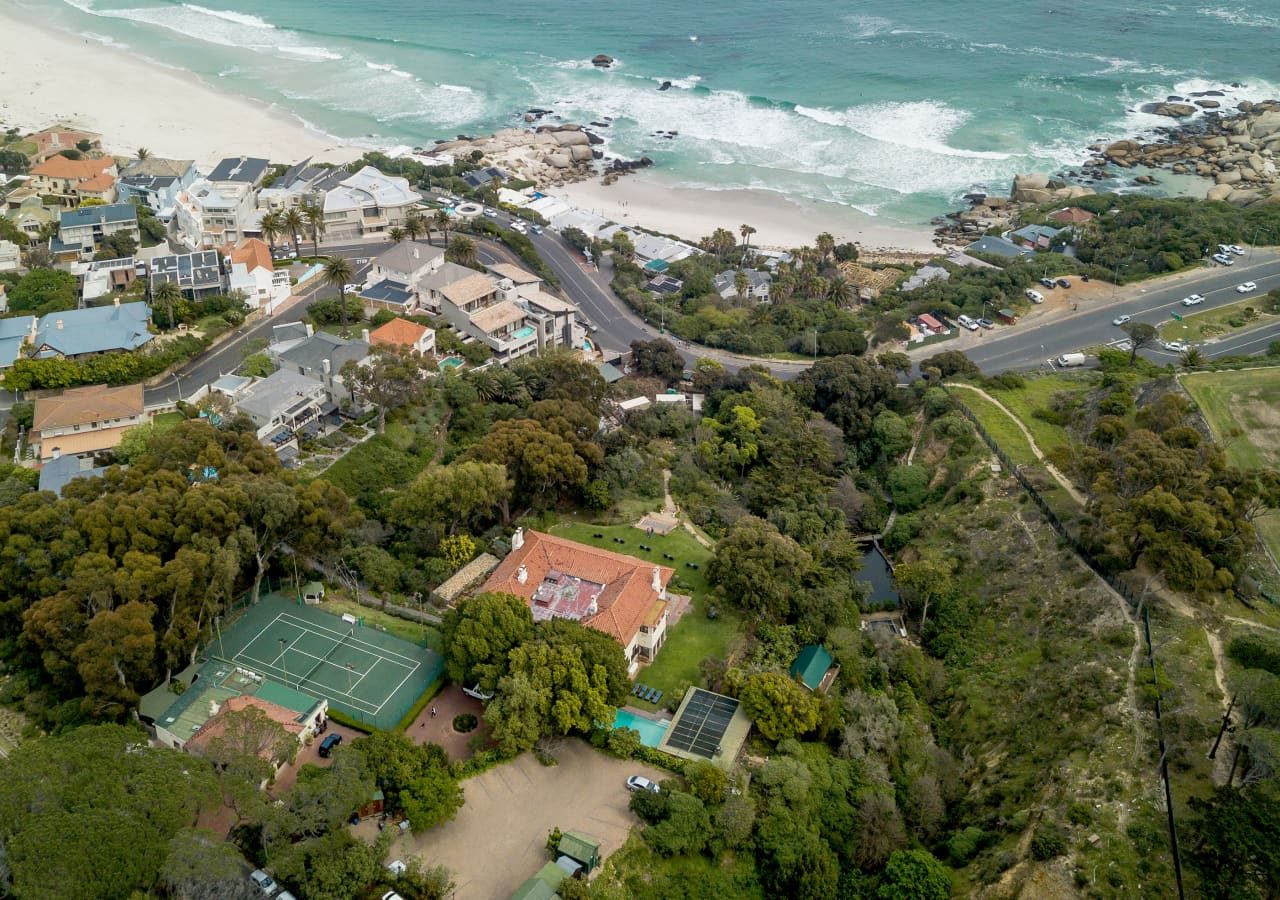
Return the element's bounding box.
[395,739,666,898]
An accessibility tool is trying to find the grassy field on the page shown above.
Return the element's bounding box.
[151,411,185,430]
[951,388,1039,466]
[982,374,1091,455]
[1183,367,1280,575]
[1160,297,1279,343]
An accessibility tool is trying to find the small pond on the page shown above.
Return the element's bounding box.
[858,543,900,610]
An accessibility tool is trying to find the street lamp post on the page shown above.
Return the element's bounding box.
[278,637,289,684]
[214,615,224,660]
[812,328,819,362]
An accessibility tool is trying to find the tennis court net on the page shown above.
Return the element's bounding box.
[296,629,352,687]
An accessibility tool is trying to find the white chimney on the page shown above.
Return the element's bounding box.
[50,447,61,460]
[512,527,524,551]
[412,247,419,260]
[652,566,662,593]
[55,319,64,330]
[516,564,528,585]
[361,328,369,343]
[322,359,331,374]
[305,323,314,337]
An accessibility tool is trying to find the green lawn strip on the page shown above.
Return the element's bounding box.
[1160,297,1279,343]
[1182,368,1280,469]
[151,411,185,431]
[632,602,742,700]
[984,375,1091,454]
[952,389,1039,467]
[316,595,441,651]
[1254,512,1280,588]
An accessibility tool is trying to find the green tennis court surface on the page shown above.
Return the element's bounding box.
[212,596,441,730]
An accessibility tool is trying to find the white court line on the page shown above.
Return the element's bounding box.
[275,612,421,667]
[233,649,382,715]
[235,615,291,664]
[374,659,422,715]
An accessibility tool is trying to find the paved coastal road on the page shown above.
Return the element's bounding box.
[955,250,1280,372]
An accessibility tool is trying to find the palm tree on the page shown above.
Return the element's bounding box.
[282,207,305,257]
[433,210,450,248]
[739,223,757,264]
[825,275,852,306]
[388,226,406,244]
[259,210,281,254]
[447,235,476,266]
[136,147,151,161]
[816,231,835,263]
[153,280,182,330]
[468,369,499,401]
[323,255,355,338]
[1180,347,1206,370]
[734,270,750,302]
[494,369,530,405]
[300,201,325,258]
[403,212,425,244]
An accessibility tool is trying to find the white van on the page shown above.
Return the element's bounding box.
[956,314,979,331]
[1056,353,1087,368]
[1025,289,1044,304]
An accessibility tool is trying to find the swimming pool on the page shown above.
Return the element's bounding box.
[438,356,464,370]
[613,709,669,748]
[512,325,536,340]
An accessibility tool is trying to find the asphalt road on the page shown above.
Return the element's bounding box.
[957,249,1280,372]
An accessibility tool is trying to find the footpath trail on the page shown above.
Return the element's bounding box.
[661,469,714,550]
[946,382,1088,506]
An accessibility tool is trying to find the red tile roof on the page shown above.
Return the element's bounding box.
[184,695,307,757]
[482,530,674,647]
[223,238,274,273]
[31,156,115,181]
[369,317,428,349]
[76,173,117,193]
[1048,207,1095,225]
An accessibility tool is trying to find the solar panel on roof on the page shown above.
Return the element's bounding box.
[665,688,738,759]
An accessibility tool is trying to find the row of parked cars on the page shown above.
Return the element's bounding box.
[1212,244,1246,266]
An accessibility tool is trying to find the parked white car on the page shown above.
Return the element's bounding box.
[1025,289,1044,304]
[1213,253,1234,265]
[1220,244,1245,255]
[1237,281,1258,293]
[956,314,979,331]
[627,775,660,793]
[1112,314,1131,326]
[1162,340,1189,353]
[1180,294,1204,306]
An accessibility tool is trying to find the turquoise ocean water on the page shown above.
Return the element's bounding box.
[20,0,1280,225]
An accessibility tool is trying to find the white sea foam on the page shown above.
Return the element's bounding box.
[181,4,274,29]
[365,61,413,78]
[842,15,895,38]
[1198,7,1280,28]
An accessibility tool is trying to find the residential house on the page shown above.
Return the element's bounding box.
[901,264,950,293]
[116,157,197,219]
[31,300,153,359]
[270,329,370,405]
[482,528,676,674]
[209,373,254,401]
[359,279,418,315]
[26,128,101,164]
[143,658,326,754]
[257,158,348,212]
[149,250,227,300]
[4,197,57,247]
[28,156,118,208]
[0,316,35,369]
[175,180,257,250]
[439,273,539,363]
[53,203,139,262]
[1010,223,1061,250]
[0,239,19,272]
[78,257,141,303]
[712,268,772,301]
[486,263,582,351]
[965,235,1032,259]
[321,166,420,241]
[30,383,145,460]
[37,452,111,496]
[360,241,445,313]
[235,368,331,440]
[368,317,436,356]
[222,238,290,311]
[184,695,313,777]
[416,260,489,314]
[790,644,839,694]
[206,156,270,191]
[461,166,506,189]
[1048,206,1096,226]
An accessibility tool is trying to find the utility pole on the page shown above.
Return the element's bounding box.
[1209,692,1237,760]
[214,615,224,659]
[278,637,289,684]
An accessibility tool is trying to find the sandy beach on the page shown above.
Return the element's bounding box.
[0,6,364,167]
[555,176,941,254]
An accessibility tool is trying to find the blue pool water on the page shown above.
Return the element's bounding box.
[513,325,536,340]
[438,356,464,370]
[613,709,669,748]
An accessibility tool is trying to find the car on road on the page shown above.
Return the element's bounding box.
[530,224,543,234]
[1112,314,1131,326]
[1237,281,1258,293]
[1212,253,1234,265]
[344,283,361,293]
[976,317,995,329]
[1025,289,1044,304]
[1039,277,1056,289]
[483,208,498,219]
[956,314,979,331]
[627,775,660,794]
[1180,294,1204,306]
[1056,278,1071,288]
[1162,340,1189,353]
[250,870,278,896]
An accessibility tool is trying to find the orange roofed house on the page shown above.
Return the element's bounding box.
[31,383,145,461]
[29,155,118,208]
[369,316,436,356]
[482,528,675,674]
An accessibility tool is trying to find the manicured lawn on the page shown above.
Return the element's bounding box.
[1160,297,1279,343]
[635,600,742,700]
[316,594,442,651]
[550,520,712,599]
[151,411,185,431]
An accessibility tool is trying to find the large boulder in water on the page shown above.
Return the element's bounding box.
[1011,173,1051,203]
[1152,102,1197,117]
[591,54,614,68]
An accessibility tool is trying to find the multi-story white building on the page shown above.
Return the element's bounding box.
[321,166,420,241]
[175,180,257,250]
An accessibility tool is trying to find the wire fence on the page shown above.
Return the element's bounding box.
[948,388,1186,898]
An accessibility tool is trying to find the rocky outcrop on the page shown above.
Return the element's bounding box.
[1011,173,1052,203]
[428,122,644,188]
[591,54,614,68]
[1151,102,1197,118]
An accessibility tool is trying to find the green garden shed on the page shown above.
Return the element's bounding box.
[791,644,839,694]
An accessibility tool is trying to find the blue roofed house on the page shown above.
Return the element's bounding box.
[54,203,141,262]
[31,300,153,359]
[1010,223,1062,250]
[965,235,1032,260]
[791,644,839,694]
[116,157,197,220]
[0,316,35,369]
[38,452,111,496]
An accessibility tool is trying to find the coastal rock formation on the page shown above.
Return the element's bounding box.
[1150,102,1197,118]
[591,54,614,68]
[429,123,645,188]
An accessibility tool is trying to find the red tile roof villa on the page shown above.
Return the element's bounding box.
[482,529,676,672]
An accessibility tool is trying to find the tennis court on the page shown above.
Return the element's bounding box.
[212,596,442,730]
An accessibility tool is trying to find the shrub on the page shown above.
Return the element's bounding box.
[1229,633,1280,676]
[452,714,478,733]
[1030,822,1067,860]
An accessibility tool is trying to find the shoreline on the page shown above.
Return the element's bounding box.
[0,5,365,167]
[554,175,940,255]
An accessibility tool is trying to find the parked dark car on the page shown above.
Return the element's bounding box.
[1039,278,1055,289]
[318,733,342,758]
[1056,278,1071,288]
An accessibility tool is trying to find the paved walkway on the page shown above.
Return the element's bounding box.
[407,685,490,762]
[947,382,1088,506]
